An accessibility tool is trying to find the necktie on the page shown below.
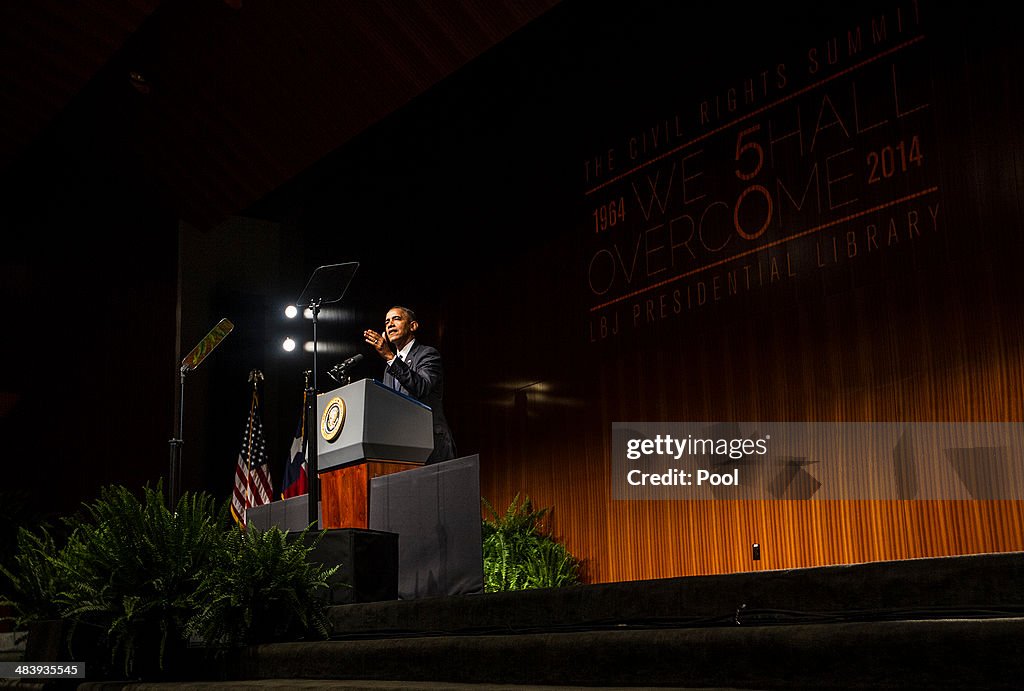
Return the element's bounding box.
[392,353,403,391]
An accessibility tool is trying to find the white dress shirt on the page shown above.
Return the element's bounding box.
[387,338,415,366]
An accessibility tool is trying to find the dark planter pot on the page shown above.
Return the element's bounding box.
[126,626,209,682]
[25,618,104,666]
[0,605,14,633]
[250,600,307,643]
[129,632,183,681]
[25,619,70,662]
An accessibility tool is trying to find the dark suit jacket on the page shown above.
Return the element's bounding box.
[383,340,456,463]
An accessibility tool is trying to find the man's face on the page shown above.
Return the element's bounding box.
[384,308,416,348]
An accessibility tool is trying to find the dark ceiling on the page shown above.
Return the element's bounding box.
[0,0,561,229]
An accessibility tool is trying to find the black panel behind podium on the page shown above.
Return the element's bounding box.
[303,528,398,604]
[246,495,398,604]
[369,454,484,599]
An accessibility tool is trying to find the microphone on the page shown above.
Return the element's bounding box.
[337,353,363,369]
[327,353,363,383]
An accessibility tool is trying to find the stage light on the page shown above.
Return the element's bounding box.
[304,341,315,353]
[303,307,313,319]
[285,305,298,319]
[282,337,296,352]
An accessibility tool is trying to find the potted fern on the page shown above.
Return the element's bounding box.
[481,494,582,591]
[0,526,91,662]
[0,527,66,633]
[1,482,342,680]
[186,524,337,650]
[56,484,226,679]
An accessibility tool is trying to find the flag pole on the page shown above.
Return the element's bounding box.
[245,369,264,525]
[232,368,273,526]
[281,375,309,500]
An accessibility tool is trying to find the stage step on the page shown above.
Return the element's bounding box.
[251,549,1024,688]
[215,617,1022,689]
[0,633,26,662]
[78,683,746,690]
[30,617,1021,688]
[328,551,1024,637]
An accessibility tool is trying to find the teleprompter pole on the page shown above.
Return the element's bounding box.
[306,302,321,528]
[293,262,359,530]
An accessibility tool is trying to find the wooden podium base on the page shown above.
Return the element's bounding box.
[320,460,422,529]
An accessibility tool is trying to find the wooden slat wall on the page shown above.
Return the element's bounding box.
[443,237,1024,583]
[471,360,1024,582]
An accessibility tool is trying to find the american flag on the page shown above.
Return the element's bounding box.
[231,384,273,526]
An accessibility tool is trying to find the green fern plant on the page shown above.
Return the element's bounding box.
[0,526,69,632]
[57,483,226,677]
[185,524,338,649]
[521,538,581,589]
[1,482,345,679]
[481,494,581,592]
[0,489,39,573]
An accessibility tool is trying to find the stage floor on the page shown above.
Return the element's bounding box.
[64,552,1024,689]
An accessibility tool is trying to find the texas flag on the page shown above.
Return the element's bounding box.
[281,393,308,498]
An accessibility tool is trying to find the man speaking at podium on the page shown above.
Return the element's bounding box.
[363,306,456,464]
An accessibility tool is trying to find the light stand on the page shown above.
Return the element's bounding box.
[168,371,185,507]
[170,318,234,507]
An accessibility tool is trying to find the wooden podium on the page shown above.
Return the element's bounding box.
[316,378,433,529]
